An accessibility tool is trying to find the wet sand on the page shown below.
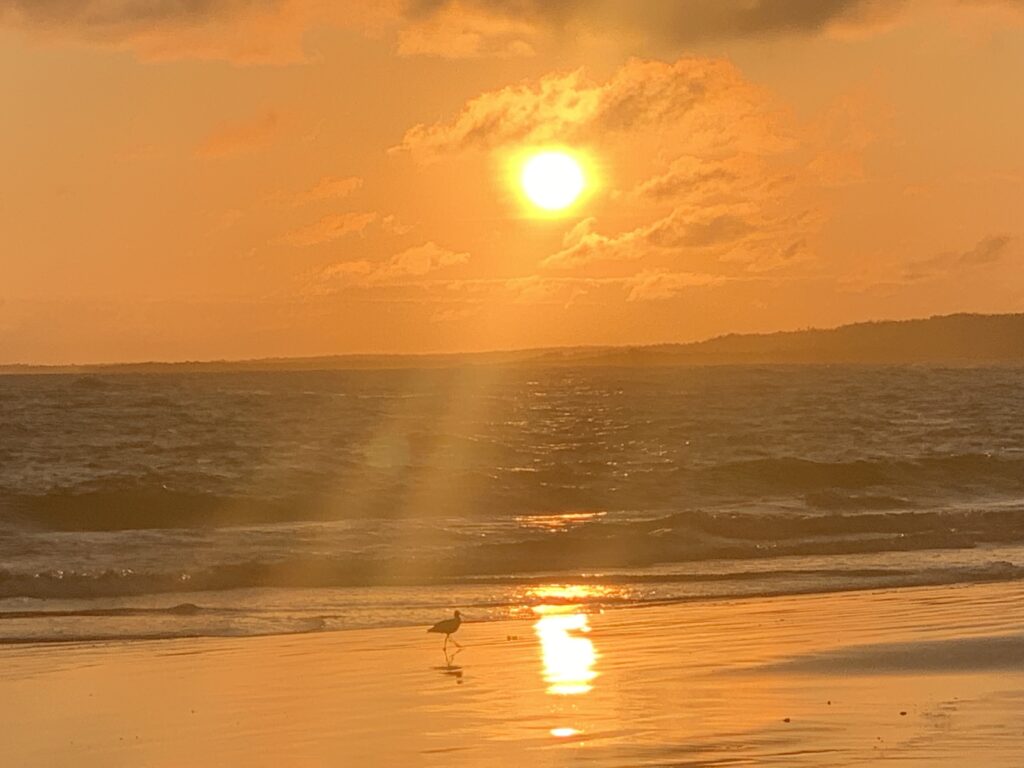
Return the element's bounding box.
[2,581,1023,766]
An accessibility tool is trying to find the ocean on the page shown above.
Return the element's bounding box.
[2,364,1023,643]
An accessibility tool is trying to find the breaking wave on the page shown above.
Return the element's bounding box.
[4,507,1024,600]
[4,452,1024,532]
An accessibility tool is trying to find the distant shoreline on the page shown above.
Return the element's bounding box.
[3,311,1024,374]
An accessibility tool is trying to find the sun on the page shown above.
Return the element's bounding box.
[520,151,587,212]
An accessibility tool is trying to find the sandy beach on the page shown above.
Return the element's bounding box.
[3,580,1023,767]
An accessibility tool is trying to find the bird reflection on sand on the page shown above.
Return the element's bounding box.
[434,655,465,685]
[438,644,464,671]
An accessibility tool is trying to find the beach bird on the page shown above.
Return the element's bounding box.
[427,610,462,650]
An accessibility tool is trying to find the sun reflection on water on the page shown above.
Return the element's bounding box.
[515,511,605,532]
[534,610,598,695]
[527,583,617,604]
[550,727,580,738]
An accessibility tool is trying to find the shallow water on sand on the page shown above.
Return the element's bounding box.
[3,582,1022,767]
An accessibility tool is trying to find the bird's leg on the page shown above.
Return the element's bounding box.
[451,636,463,649]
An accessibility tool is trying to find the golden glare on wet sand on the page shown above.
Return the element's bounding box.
[534,612,598,695]
[2,581,1023,767]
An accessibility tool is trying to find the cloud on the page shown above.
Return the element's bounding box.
[840,234,1017,294]
[321,260,375,279]
[354,270,724,302]
[282,211,379,246]
[541,217,648,270]
[500,275,596,305]
[380,214,414,236]
[961,0,1024,9]
[625,270,726,301]
[3,0,1013,64]
[394,56,777,159]
[396,1,536,58]
[636,155,747,202]
[959,234,1015,265]
[196,110,282,158]
[0,0,397,63]
[281,209,412,249]
[636,153,796,203]
[1,0,252,29]
[298,176,363,204]
[541,207,777,271]
[370,241,470,280]
[648,211,757,249]
[502,270,730,303]
[407,0,907,49]
[318,241,469,287]
[902,234,1015,281]
[309,257,730,311]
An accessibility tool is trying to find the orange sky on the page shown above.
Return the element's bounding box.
[1,0,1022,364]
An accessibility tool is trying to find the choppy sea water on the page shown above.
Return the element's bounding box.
[2,365,1023,642]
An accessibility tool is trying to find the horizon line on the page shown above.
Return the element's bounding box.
[2,310,1020,371]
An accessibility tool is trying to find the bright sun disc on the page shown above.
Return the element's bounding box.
[521,151,586,211]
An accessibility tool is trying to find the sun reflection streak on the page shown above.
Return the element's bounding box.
[534,611,598,695]
[515,511,605,532]
[528,584,616,604]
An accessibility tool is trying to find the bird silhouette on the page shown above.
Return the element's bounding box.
[427,610,463,652]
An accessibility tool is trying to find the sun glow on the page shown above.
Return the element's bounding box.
[519,150,587,212]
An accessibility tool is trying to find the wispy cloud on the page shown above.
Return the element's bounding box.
[3,0,1019,65]
[370,241,470,281]
[406,0,910,50]
[393,56,780,159]
[296,176,363,205]
[625,269,726,301]
[0,0,397,63]
[397,1,536,58]
[540,208,771,273]
[313,267,729,307]
[282,212,379,247]
[838,234,1018,294]
[318,241,470,287]
[902,234,1016,282]
[196,110,282,159]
